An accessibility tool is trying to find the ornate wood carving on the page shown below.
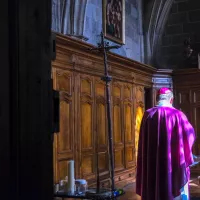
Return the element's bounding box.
[53,69,75,183]
[52,33,156,187]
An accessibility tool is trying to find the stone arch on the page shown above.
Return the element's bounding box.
[143,0,174,66]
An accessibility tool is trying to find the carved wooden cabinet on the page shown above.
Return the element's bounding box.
[52,33,155,187]
[173,69,200,174]
[53,68,75,182]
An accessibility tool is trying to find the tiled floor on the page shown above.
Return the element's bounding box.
[119,182,140,200]
[55,177,200,200]
[118,177,200,200]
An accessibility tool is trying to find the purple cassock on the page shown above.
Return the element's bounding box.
[136,106,196,200]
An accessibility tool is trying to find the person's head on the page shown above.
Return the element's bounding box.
[156,87,174,105]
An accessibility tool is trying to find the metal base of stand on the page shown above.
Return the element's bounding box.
[85,188,124,200]
[54,188,125,200]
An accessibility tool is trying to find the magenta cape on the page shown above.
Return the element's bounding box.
[136,106,196,200]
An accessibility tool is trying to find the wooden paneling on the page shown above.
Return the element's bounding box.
[175,90,191,121]
[173,69,200,174]
[52,33,156,187]
[79,74,95,181]
[192,89,200,103]
[124,84,135,169]
[95,78,109,178]
[53,69,74,183]
[112,81,124,172]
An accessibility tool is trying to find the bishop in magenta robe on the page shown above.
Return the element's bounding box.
[136,88,196,200]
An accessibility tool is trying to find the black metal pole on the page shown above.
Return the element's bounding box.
[100,32,115,192]
[87,32,121,194]
[96,128,100,193]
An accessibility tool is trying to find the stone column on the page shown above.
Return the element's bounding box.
[61,0,73,34]
[73,0,87,37]
[143,0,174,65]
[52,0,61,32]
[138,0,145,63]
[52,0,88,40]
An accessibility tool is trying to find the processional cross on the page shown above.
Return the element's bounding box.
[88,32,121,194]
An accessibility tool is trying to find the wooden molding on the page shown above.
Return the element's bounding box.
[173,68,200,87]
[53,33,156,86]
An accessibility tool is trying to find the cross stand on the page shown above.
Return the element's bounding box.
[88,32,121,197]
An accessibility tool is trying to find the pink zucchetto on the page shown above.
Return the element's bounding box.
[157,87,172,95]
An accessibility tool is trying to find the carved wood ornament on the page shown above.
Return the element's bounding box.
[52,33,156,187]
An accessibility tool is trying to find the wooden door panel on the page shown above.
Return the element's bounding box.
[56,70,72,94]
[125,146,135,168]
[79,75,95,181]
[53,68,74,183]
[113,83,121,98]
[124,102,133,143]
[179,106,191,122]
[95,79,107,148]
[176,90,191,121]
[95,78,109,178]
[81,77,92,96]
[81,102,93,150]
[193,106,200,137]
[191,105,200,161]
[177,91,190,105]
[124,84,132,100]
[114,149,125,171]
[192,89,200,103]
[112,82,123,146]
[58,160,69,181]
[136,86,144,104]
[81,154,94,176]
[97,102,107,147]
[98,152,109,172]
[96,81,105,97]
[113,104,123,144]
[59,95,73,153]
[124,83,134,168]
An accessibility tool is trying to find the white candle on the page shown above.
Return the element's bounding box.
[67,160,75,194]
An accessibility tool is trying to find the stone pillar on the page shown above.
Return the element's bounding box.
[138,0,145,63]
[52,0,61,32]
[61,0,73,34]
[73,0,87,37]
[143,0,174,65]
[52,0,88,40]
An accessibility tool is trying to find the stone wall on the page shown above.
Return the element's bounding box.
[52,0,145,63]
[158,0,200,69]
[84,0,144,62]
